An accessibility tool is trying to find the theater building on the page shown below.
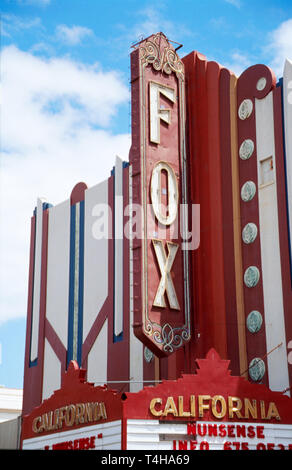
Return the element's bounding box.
[20,33,292,450]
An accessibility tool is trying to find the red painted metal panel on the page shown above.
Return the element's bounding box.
[236,64,276,387]
[129,33,191,357]
[182,51,206,365]
[183,52,233,365]
[107,173,130,391]
[22,208,49,415]
[70,182,88,206]
[45,318,67,379]
[123,348,292,424]
[219,68,240,374]
[22,215,36,416]
[21,361,123,443]
[38,209,49,400]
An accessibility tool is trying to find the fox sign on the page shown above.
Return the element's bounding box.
[129,33,192,357]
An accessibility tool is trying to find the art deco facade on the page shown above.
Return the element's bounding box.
[21,35,292,450]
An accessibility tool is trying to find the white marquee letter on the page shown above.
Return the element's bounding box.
[150,161,178,226]
[149,81,175,144]
[152,239,180,310]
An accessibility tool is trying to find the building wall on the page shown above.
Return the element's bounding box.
[183,51,292,394]
[0,387,22,423]
[0,388,22,449]
[0,417,21,449]
[22,33,292,416]
[22,158,139,416]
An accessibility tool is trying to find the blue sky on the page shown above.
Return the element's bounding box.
[1,0,292,390]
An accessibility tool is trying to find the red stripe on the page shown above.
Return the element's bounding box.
[45,318,67,378]
[22,208,50,414]
[70,182,88,206]
[22,215,36,416]
[37,209,49,403]
[183,52,229,365]
[121,417,127,450]
[81,178,113,380]
[219,68,240,374]
[204,60,227,358]
[122,166,130,384]
[81,298,109,366]
[236,65,273,386]
[106,174,130,391]
[182,51,206,365]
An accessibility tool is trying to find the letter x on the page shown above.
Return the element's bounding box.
[152,239,180,310]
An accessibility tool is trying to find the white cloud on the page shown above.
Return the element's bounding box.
[267,18,292,78]
[0,46,131,325]
[1,14,42,37]
[220,18,292,78]
[221,18,292,79]
[132,6,173,40]
[56,24,94,46]
[224,0,241,8]
[17,0,51,5]
[120,5,192,46]
[224,51,252,77]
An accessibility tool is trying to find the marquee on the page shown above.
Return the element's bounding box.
[21,349,292,451]
[122,349,292,450]
[21,360,123,450]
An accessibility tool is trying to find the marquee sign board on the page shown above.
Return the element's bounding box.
[123,349,292,450]
[20,350,292,450]
[129,32,191,357]
[21,361,123,450]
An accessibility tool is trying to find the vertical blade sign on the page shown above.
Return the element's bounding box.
[129,33,191,357]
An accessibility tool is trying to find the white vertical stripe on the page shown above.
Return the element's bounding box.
[283,59,292,260]
[83,181,108,341]
[255,92,290,394]
[129,164,143,392]
[87,319,108,385]
[114,156,124,338]
[30,197,45,363]
[46,200,70,348]
[42,338,61,400]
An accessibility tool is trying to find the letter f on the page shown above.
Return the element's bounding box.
[149,82,175,144]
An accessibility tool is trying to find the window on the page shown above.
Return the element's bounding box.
[260,156,274,186]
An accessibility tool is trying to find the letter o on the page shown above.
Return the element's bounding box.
[65,405,76,426]
[200,441,209,450]
[150,162,178,226]
[212,395,227,419]
[256,443,266,450]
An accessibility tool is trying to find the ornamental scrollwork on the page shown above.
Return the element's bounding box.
[147,321,191,354]
[139,33,184,80]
